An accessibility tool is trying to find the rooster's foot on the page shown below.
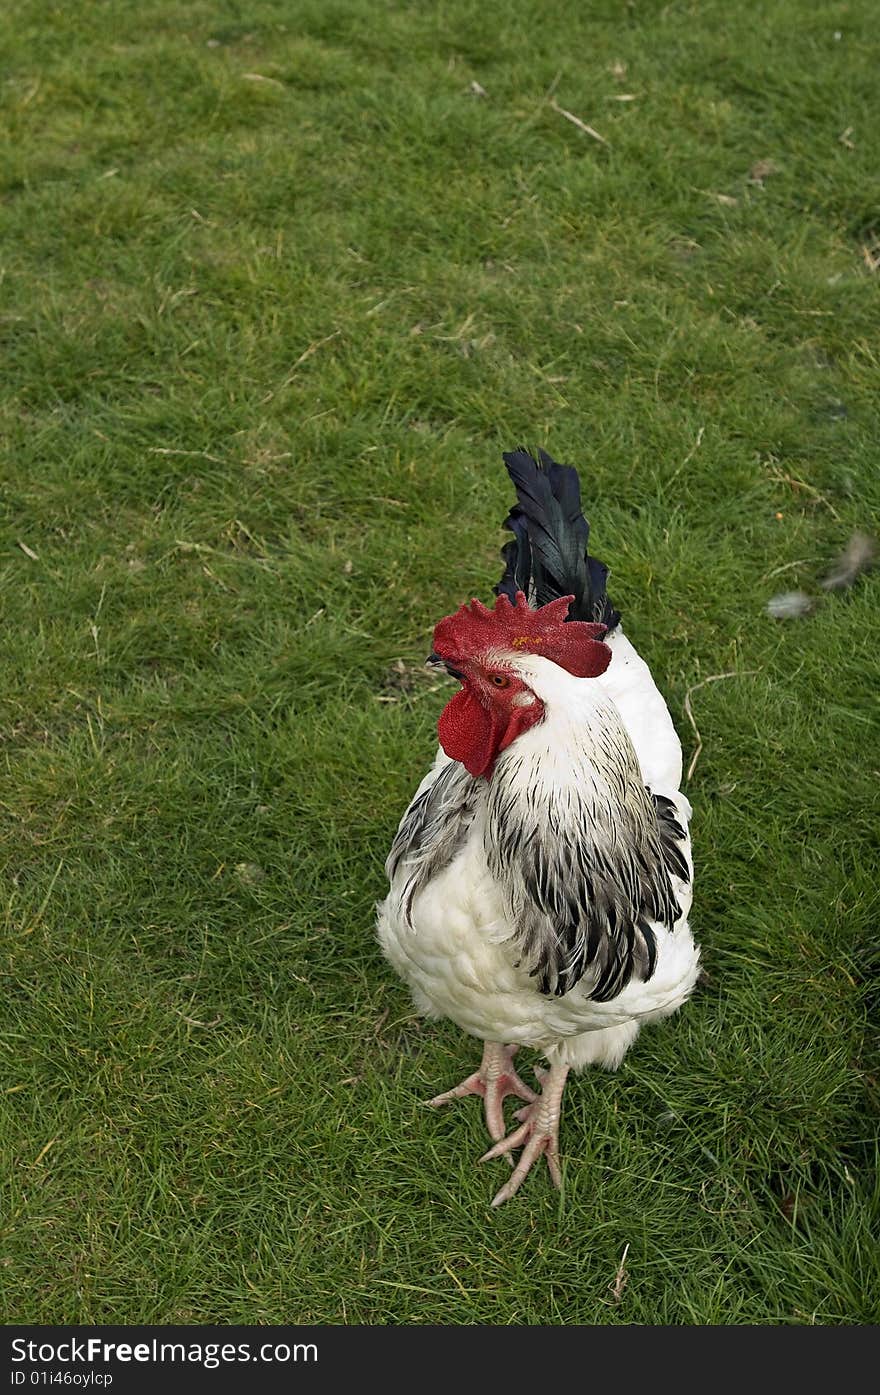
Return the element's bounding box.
[428,1041,538,1143]
[479,1061,570,1207]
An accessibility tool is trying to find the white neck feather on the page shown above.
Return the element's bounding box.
[497,654,641,798]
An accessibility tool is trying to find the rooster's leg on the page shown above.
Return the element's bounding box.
[428,1041,538,1142]
[480,1060,570,1207]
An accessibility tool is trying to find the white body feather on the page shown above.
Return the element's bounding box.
[377,628,699,1072]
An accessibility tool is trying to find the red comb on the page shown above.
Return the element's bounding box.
[432,591,610,679]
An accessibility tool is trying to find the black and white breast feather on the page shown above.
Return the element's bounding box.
[486,731,689,1000]
[385,725,689,1006]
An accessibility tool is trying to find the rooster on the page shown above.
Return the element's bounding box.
[377,448,698,1206]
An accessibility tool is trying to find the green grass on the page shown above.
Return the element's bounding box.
[1,0,878,1325]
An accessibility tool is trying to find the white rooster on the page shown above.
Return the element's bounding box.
[377,448,699,1206]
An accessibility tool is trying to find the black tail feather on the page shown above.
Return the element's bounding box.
[494,447,620,630]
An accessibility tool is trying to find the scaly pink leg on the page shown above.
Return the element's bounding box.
[428,1041,538,1143]
[480,1060,570,1207]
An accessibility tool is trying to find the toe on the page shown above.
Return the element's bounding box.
[490,1135,547,1207]
[479,1120,530,1164]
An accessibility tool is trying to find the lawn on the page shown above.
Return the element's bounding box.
[1,0,878,1325]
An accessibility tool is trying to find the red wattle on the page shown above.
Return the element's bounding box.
[438,688,502,779]
[438,687,545,779]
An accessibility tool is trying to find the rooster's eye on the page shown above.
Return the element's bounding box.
[490,674,510,689]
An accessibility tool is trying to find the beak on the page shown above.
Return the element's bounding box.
[426,651,465,681]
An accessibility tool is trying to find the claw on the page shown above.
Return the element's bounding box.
[478,1060,570,1206]
[428,1041,537,1143]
